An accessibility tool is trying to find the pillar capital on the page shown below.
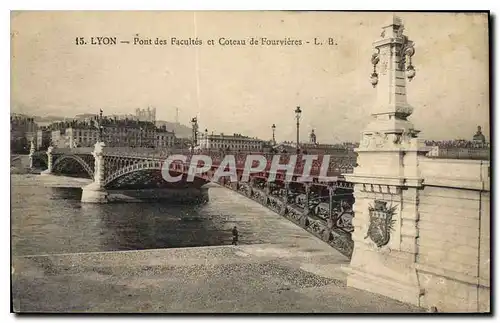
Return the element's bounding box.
[367,15,417,137]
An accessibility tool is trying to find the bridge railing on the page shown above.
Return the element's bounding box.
[52,147,94,154]
[52,145,490,162]
[51,147,190,157]
[49,146,357,177]
[185,152,355,175]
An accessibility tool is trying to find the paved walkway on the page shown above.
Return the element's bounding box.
[12,242,421,313]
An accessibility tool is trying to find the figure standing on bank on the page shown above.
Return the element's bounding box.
[232,226,239,245]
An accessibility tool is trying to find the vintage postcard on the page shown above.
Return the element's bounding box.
[10,11,490,313]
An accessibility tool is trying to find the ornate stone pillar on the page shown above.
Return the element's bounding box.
[81,142,108,203]
[40,146,53,175]
[343,16,426,306]
[92,142,106,187]
[28,140,35,169]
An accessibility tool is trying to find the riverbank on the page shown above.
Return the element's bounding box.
[12,242,421,313]
[11,173,92,188]
[10,154,30,174]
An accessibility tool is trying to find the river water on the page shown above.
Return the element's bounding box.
[11,174,277,257]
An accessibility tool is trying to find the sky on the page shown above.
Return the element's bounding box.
[10,11,489,143]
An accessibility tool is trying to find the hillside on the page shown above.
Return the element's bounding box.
[11,112,193,138]
[156,121,192,138]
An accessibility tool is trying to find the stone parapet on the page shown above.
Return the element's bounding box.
[419,158,490,191]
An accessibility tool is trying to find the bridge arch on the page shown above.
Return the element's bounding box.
[103,160,212,189]
[52,154,94,178]
[32,152,48,167]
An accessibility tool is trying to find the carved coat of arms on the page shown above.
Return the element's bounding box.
[365,200,397,248]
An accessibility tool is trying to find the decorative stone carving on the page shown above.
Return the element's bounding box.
[359,135,371,148]
[393,133,403,145]
[364,200,397,248]
[359,132,390,149]
[375,133,388,148]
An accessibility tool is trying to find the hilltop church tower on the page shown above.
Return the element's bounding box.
[135,107,156,123]
[309,129,317,145]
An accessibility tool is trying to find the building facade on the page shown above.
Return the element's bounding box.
[48,118,175,149]
[64,126,98,148]
[11,114,38,152]
[199,133,264,152]
[36,128,52,150]
[156,125,176,149]
[50,130,69,148]
[94,107,156,123]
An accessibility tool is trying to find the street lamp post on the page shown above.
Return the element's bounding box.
[271,124,276,145]
[295,106,302,154]
[204,128,208,150]
[97,109,104,143]
[191,117,198,154]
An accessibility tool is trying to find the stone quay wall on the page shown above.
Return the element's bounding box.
[415,158,490,312]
